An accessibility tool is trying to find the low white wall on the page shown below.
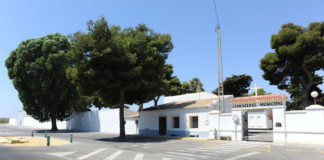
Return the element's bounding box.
[218,111,243,141]
[9,118,16,125]
[282,106,324,144]
[23,117,66,129]
[67,109,138,135]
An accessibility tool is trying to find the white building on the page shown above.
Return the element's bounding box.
[138,92,233,138]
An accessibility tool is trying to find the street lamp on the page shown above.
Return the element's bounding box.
[311,91,319,104]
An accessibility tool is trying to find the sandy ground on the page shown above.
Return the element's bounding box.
[0,136,69,147]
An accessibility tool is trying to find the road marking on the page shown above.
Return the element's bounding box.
[247,144,271,153]
[156,153,194,160]
[133,153,144,160]
[286,148,302,152]
[166,151,208,158]
[48,151,76,157]
[162,158,172,160]
[225,152,259,160]
[105,150,123,160]
[316,148,324,154]
[78,148,108,160]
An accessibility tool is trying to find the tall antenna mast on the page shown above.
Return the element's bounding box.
[217,25,225,112]
[214,0,225,112]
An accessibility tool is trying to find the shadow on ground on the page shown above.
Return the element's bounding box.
[34,129,94,133]
[94,135,172,143]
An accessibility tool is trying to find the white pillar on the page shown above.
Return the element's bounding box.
[232,110,244,141]
[272,106,287,143]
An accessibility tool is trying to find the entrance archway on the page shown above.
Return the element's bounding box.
[243,109,273,142]
[230,94,288,142]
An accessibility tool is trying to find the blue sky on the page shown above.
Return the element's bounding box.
[1,0,324,118]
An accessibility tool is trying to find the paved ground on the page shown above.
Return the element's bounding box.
[1,124,324,160]
[247,129,273,142]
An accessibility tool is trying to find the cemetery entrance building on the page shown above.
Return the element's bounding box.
[230,94,288,142]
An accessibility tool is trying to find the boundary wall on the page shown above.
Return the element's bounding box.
[67,109,138,134]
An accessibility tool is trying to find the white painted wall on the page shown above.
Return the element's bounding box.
[139,107,244,140]
[9,118,16,125]
[11,111,67,129]
[22,117,66,129]
[282,105,324,144]
[218,110,243,141]
[272,106,286,143]
[139,108,210,132]
[67,109,138,135]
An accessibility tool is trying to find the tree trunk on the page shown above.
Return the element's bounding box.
[119,89,126,139]
[50,113,58,131]
[138,103,143,112]
[302,66,313,108]
[154,96,160,108]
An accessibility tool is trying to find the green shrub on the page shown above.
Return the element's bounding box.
[0,118,9,124]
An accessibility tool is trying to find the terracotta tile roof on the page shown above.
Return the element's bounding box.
[142,98,218,111]
[230,94,288,105]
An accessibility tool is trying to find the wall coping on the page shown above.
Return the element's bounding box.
[285,110,306,114]
[274,130,324,134]
[305,104,324,110]
[220,113,232,116]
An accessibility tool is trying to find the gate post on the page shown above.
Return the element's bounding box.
[232,110,244,141]
[272,106,287,143]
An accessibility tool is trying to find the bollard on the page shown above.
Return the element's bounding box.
[47,136,50,146]
[70,134,73,143]
[45,131,47,138]
[31,131,34,137]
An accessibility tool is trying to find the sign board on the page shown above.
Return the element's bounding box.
[233,102,284,109]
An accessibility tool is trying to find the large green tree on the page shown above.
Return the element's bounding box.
[5,33,89,131]
[260,22,324,108]
[213,74,253,97]
[166,76,185,96]
[135,64,174,110]
[67,17,173,138]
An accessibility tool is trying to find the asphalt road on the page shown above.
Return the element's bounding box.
[1,124,324,160]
